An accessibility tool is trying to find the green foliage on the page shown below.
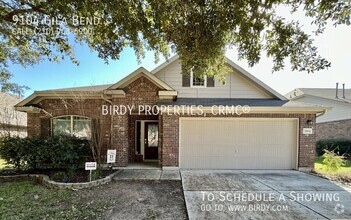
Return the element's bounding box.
[0,135,91,171]
[0,70,29,97]
[91,168,103,181]
[1,0,350,85]
[0,136,26,169]
[51,171,71,183]
[322,150,345,173]
[316,138,351,157]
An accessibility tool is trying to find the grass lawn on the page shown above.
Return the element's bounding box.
[0,159,5,169]
[314,156,351,174]
[0,181,114,219]
[0,180,187,219]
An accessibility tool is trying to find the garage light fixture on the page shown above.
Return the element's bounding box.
[306,119,313,125]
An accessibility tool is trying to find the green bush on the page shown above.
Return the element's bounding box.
[0,136,26,170]
[51,171,71,183]
[91,169,103,181]
[0,135,92,171]
[316,138,351,157]
[322,150,345,172]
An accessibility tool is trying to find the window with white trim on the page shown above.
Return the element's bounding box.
[190,71,207,88]
[52,116,92,139]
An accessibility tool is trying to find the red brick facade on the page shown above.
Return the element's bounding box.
[27,76,161,166]
[26,76,317,169]
[160,113,316,168]
[316,119,351,141]
[27,99,112,162]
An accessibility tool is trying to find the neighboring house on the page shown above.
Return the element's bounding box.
[286,87,351,140]
[15,56,326,171]
[0,92,27,137]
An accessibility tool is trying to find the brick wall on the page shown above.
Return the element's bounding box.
[160,114,179,166]
[299,114,316,168]
[27,113,41,136]
[27,75,161,167]
[316,119,351,140]
[27,99,112,160]
[26,74,317,169]
[117,76,161,165]
[161,113,316,169]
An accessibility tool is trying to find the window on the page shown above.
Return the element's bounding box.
[52,116,91,139]
[190,71,207,88]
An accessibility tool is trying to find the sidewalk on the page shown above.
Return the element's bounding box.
[113,169,181,180]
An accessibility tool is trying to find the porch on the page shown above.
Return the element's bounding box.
[113,162,160,170]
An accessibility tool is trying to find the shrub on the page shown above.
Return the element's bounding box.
[322,150,345,173]
[51,171,70,183]
[0,135,92,171]
[316,138,351,157]
[0,136,27,170]
[91,169,103,181]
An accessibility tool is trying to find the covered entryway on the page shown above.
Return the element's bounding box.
[134,120,159,161]
[179,118,298,169]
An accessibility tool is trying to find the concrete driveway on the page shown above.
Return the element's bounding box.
[181,170,351,220]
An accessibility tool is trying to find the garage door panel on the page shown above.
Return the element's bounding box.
[179,118,297,169]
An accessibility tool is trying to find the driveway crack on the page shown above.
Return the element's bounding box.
[240,171,331,220]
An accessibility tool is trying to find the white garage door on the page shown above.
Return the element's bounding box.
[179,118,298,169]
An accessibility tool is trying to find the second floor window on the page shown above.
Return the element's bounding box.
[191,72,207,88]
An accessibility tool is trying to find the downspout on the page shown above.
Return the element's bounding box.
[101,94,113,151]
[101,94,113,105]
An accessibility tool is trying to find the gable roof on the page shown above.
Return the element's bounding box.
[17,55,289,109]
[225,59,286,100]
[40,84,113,92]
[151,55,180,74]
[151,55,286,100]
[286,88,351,104]
[157,98,327,114]
[107,67,174,90]
[15,67,175,109]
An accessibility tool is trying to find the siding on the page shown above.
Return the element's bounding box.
[154,60,273,99]
[297,96,351,123]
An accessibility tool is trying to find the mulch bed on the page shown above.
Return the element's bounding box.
[0,169,115,183]
[311,170,351,186]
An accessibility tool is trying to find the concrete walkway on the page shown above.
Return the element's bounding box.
[181,170,351,220]
[113,169,181,180]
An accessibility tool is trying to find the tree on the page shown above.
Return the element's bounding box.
[1,0,350,82]
[0,70,29,97]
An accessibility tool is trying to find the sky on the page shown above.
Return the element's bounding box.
[9,6,351,98]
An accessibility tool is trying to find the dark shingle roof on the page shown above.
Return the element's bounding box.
[158,98,289,106]
[288,88,351,104]
[158,98,327,108]
[40,84,112,92]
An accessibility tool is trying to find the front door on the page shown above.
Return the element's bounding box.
[144,122,159,160]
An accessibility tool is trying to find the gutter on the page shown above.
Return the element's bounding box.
[15,106,42,113]
[316,109,327,118]
[159,106,328,114]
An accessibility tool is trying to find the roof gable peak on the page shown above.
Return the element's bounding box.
[107,67,174,91]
